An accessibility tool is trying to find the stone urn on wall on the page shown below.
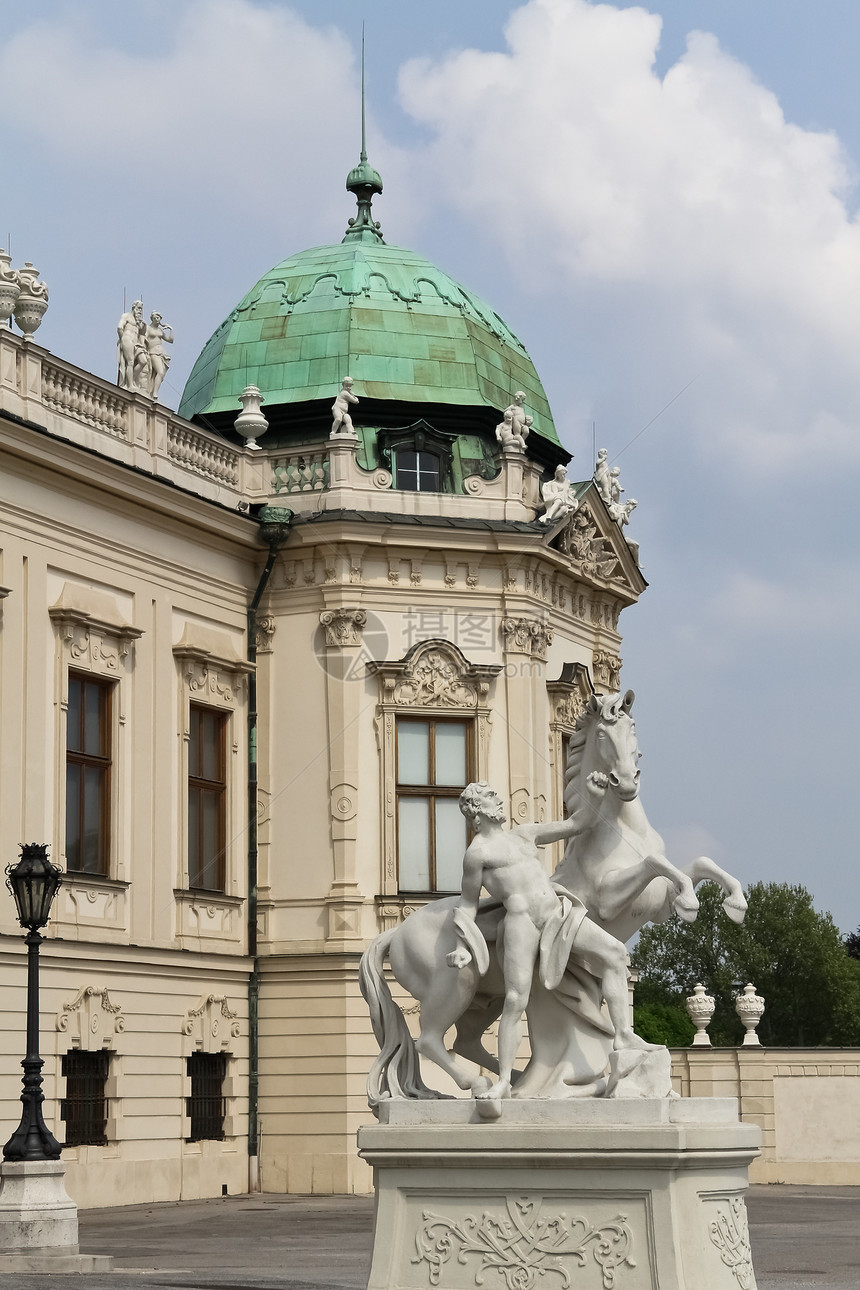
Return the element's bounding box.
[234,385,269,451]
[0,250,20,327]
[735,983,765,1046]
[685,983,716,1046]
[13,263,49,338]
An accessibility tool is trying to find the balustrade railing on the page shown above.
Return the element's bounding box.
[42,362,128,438]
[273,450,329,494]
[167,424,240,486]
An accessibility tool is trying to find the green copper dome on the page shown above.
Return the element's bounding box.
[179,239,560,447]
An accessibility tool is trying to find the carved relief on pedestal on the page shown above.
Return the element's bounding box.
[412,1196,635,1289]
[707,1197,755,1289]
[592,650,622,693]
[319,607,367,648]
[183,994,240,1053]
[57,985,126,1050]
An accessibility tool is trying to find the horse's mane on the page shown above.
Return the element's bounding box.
[565,691,632,786]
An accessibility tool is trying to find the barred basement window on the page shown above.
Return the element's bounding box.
[186,1052,228,1142]
[61,1049,110,1147]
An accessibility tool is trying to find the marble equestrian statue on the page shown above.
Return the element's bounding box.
[539,464,579,524]
[359,690,748,1109]
[331,376,359,437]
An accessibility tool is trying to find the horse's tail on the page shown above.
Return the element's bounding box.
[358,927,437,1114]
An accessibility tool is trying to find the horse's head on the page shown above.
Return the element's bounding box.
[565,690,642,809]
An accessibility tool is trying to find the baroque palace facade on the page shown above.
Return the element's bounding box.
[0,160,644,1207]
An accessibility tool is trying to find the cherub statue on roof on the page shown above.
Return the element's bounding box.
[331,376,359,438]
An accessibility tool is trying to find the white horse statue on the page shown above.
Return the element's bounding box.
[359,690,747,1108]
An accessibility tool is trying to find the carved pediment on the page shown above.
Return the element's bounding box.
[369,639,501,709]
[183,993,240,1052]
[544,487,645,594]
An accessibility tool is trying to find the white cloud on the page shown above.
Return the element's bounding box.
[397,0,860,471]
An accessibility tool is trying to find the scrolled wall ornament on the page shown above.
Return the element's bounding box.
[592,651,622,693]
[319,607,367,648]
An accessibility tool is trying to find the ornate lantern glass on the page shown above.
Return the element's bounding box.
[5,844,63,931]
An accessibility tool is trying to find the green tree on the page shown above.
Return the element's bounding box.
[631,882,860,1047]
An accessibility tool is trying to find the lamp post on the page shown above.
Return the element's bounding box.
[3,844,63,1162]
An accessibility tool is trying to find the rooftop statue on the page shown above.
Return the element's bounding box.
[360,690,748,1110]
[494,408,526,452]
[594,446,612,506]
[539,464,579,524]
[504,391,530,446]
[117,301,144,392]
[331,376,359,438]
[144,312,174,400]
[595,450,638,528]
[117,302,174,400]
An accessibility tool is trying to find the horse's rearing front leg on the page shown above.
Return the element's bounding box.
[641,854,700,922]
[683,857,748,924]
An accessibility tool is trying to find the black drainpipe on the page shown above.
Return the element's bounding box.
[246,507,292,1192]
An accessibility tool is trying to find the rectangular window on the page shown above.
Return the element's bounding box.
[186,1052,228,1142]
[396,717,471,892]
[188,705,227,892]
[66,672,112,875]
[61,1049,110,1147]
[395,449,442,492]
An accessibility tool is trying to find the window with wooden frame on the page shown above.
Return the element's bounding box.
[396,717,473,892]
[61,1049,111,1147]
[65,672,113,875]
[188,704,228,892]
[186,1051,228,1142]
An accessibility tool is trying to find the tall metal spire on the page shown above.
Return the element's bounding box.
[343,23,384,243]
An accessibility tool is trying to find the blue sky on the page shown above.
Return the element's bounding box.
[2,0,858,930]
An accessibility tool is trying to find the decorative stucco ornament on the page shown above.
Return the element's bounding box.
[234,385,269,451]
[686,982,716,1046]
[330,376,359,438]
[12,262,49,337]
[735,983,765,1046]
[539,465,579,524]
[359,691,749,1110]
[0,249,20,327]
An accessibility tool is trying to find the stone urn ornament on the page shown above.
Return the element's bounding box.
[685,983,716,1046]
[735,982,765,1046]
[234,385,269,451]
[13,262,49,338]
[0,249,20,327]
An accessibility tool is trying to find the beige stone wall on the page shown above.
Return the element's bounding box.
[671,1047,860,1184]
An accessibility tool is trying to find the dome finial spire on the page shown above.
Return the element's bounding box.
[344,24,384,243]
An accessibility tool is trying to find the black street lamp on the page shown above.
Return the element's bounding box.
[3,843,63,1162]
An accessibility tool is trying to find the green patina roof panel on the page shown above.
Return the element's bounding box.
[179,239,559,445]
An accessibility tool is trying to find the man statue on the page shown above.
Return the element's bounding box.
[447,782,653,1100]
[117,300,144,391]
[331,376,359,437]
[539,465,578,524]
[144,312,174,400]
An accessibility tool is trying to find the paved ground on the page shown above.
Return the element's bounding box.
[0,1185,857,1289]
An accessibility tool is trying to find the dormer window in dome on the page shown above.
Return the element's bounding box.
[378,422,457,495]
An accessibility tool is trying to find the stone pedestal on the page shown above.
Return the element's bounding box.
[358,1098,760,1290]
[0,1160,112,1273]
